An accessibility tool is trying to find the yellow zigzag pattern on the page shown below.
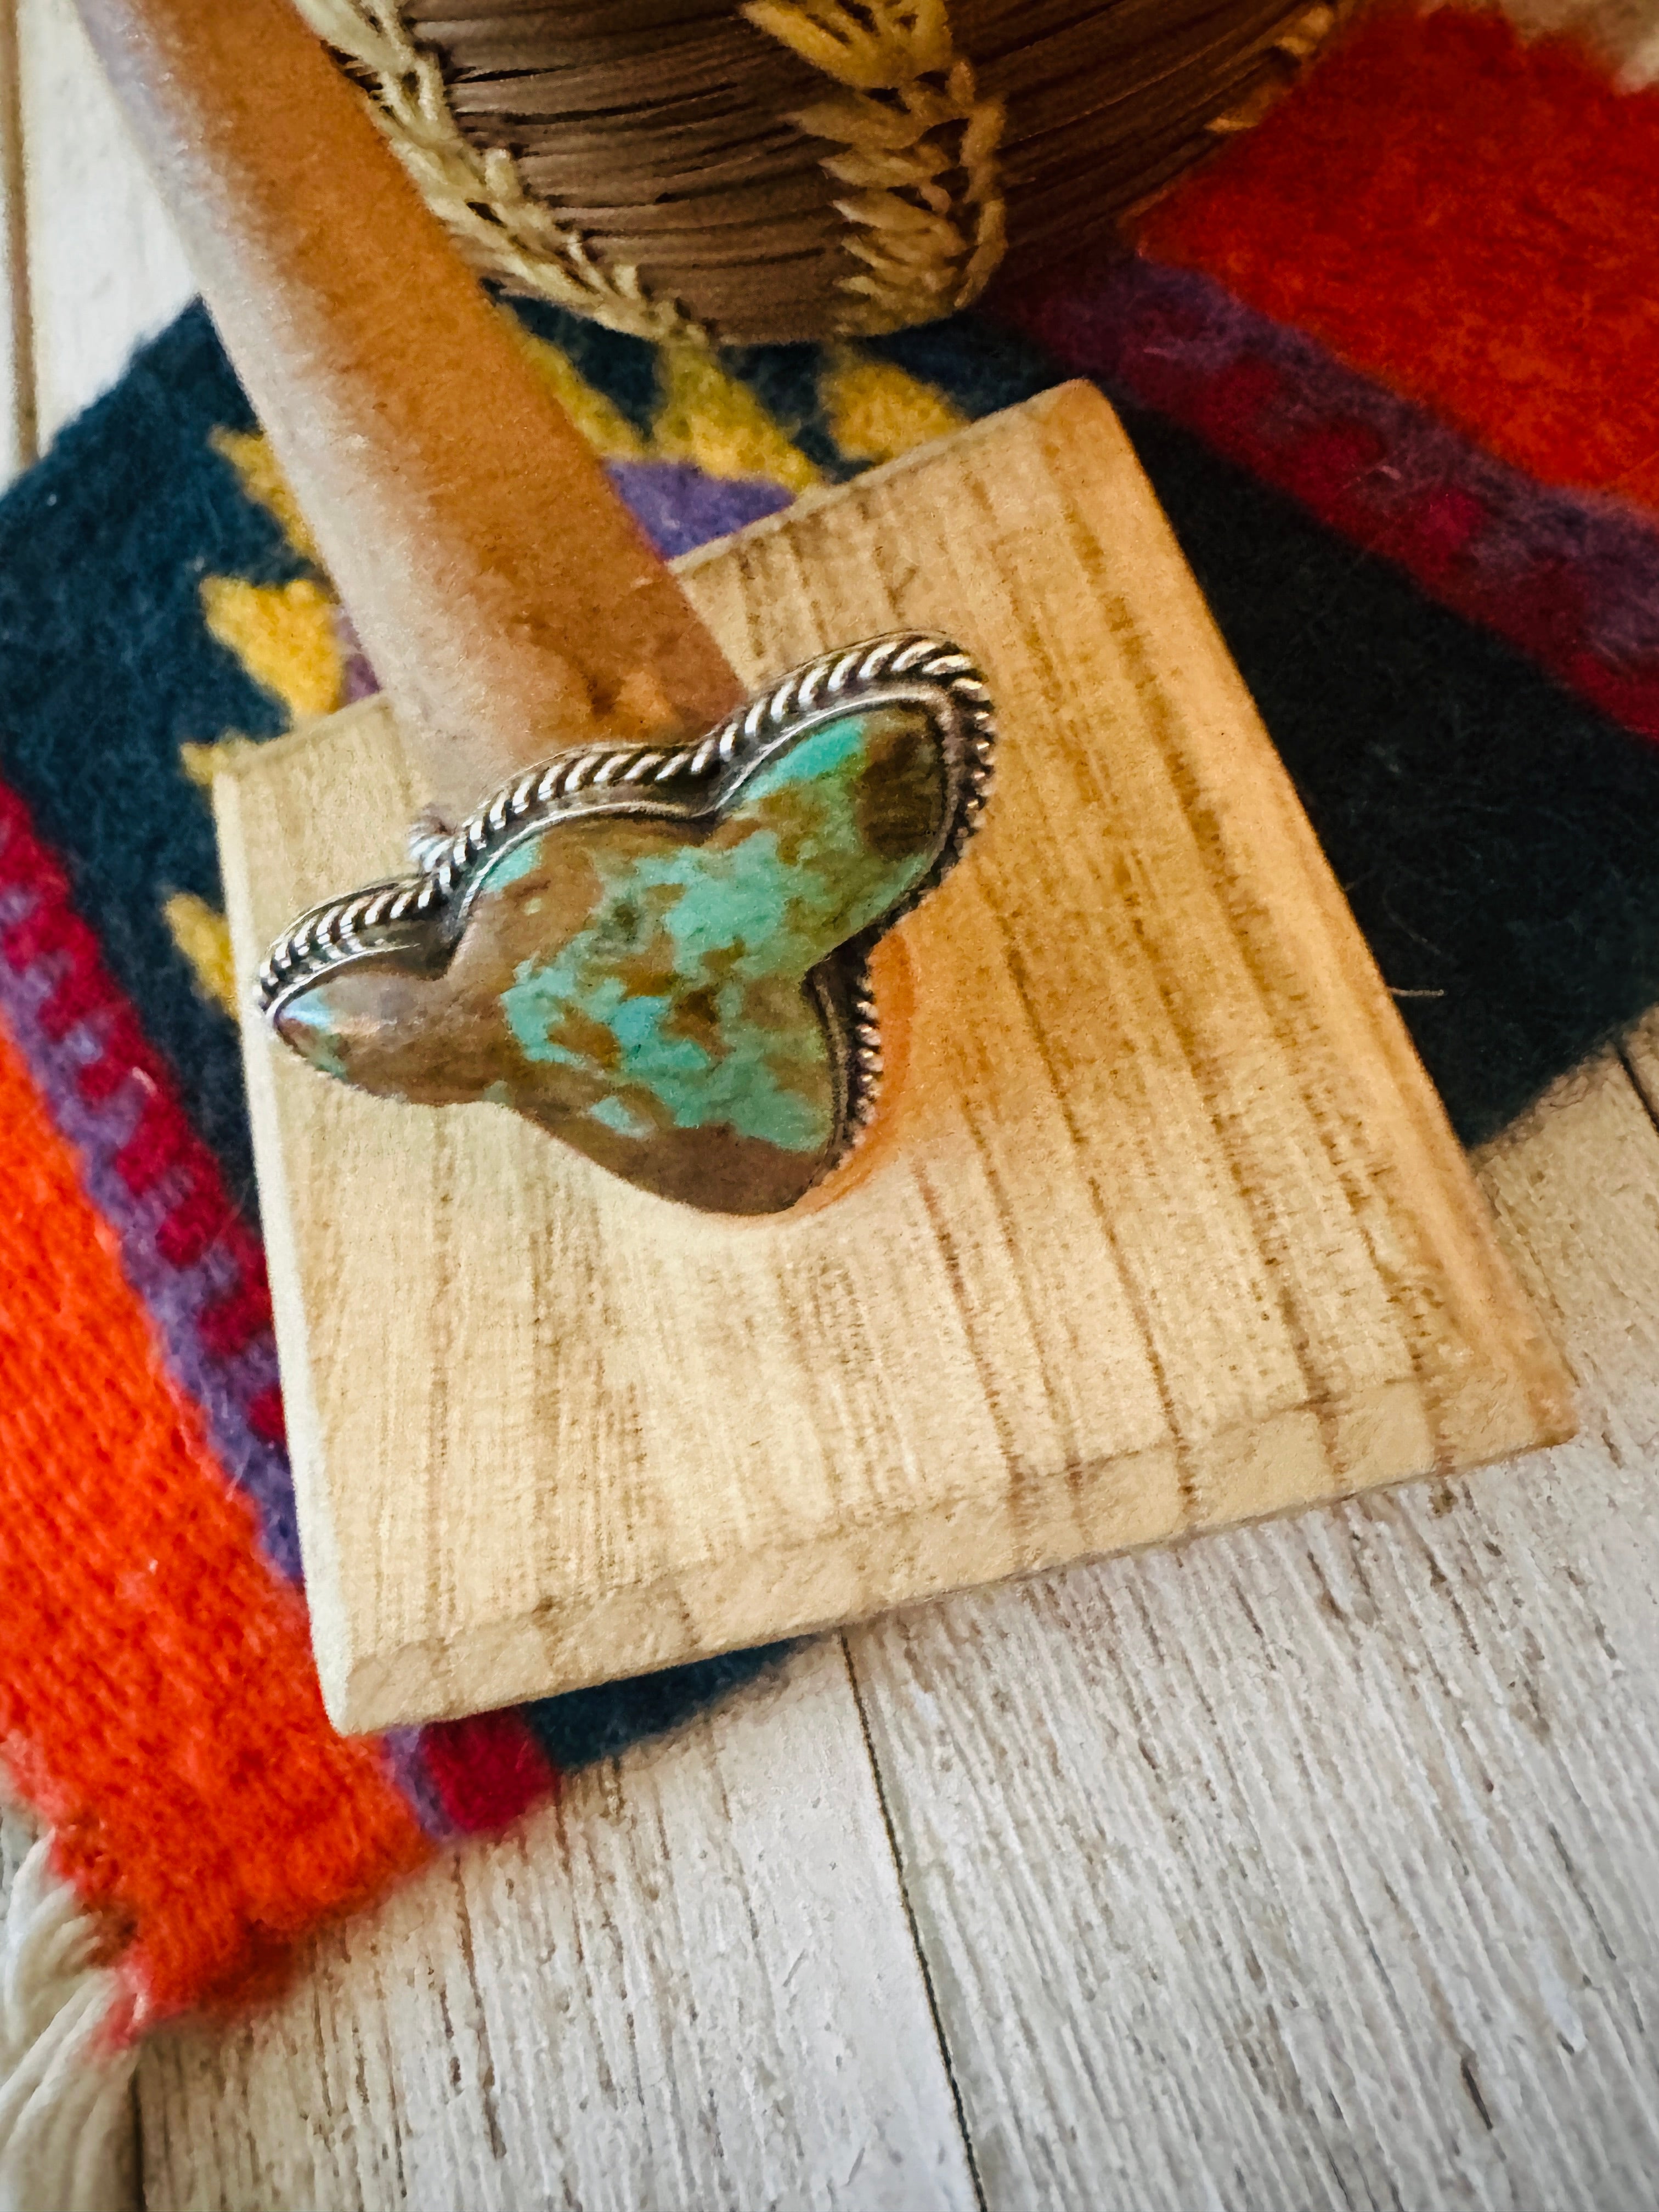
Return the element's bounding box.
[175,432,351,1011]
[654,346,822,492]
[509,326,646,460]
[162,893,239,1019]
[200,575,345,724]
[209,427,324,567]
[821,348,966,462]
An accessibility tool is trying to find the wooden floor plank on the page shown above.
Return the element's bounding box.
[137,1641,979,2212]
[848,1049,1659,2212]
[0,0,31,482]
[16,0,190,450]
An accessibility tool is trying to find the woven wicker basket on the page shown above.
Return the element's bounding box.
[296,0,1358,344]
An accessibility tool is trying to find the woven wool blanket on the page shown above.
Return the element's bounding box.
[2,7,1658,2193]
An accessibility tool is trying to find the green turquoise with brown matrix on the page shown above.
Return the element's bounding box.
[275,703,948,1212]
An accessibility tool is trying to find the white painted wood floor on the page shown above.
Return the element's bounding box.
[4,2,1659,2204]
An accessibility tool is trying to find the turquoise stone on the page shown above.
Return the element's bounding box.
[275,702,950,1212]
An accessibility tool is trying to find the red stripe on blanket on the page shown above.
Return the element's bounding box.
[1137,8,1659,513]
[0,1015,427,2025]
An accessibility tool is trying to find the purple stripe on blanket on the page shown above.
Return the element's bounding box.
[1000,256,1659,741]
[0,867,303,1582]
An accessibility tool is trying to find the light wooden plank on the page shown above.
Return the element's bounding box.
[848,1047,1659,2212]
[137,1640,978,2212]
[0,0,31,482]
[17,0,190,448]
[215,381,1571,1734]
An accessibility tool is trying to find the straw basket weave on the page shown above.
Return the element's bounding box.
[295,0,1359,344]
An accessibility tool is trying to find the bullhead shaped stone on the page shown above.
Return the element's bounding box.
[259,634,995,1214]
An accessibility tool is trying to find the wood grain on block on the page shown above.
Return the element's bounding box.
[216,382,1575,1733]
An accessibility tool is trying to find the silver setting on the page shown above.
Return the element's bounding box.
[260,631,997,1168]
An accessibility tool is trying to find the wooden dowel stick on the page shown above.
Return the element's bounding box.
[72,0,743,821]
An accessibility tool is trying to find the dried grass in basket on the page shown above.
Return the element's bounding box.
[294,0,1362,343]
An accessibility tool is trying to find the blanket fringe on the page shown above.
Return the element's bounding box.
[0,1839,135,2212]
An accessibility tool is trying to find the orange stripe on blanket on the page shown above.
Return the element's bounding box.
[0,1017,427,2026]
[1137,8,1659,515]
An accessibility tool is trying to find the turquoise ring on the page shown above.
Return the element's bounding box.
[259,633,996,1214]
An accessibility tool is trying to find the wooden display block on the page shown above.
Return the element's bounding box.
[217,383,1575,1733]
